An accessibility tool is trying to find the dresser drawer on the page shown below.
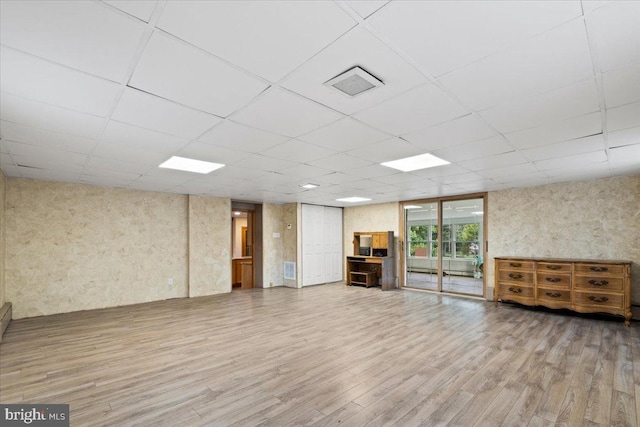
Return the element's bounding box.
[498,284,534,300]
[538,262,572,273]
[536,288,571,303]
[498,260,534,271]
[574,275,623,291]
[536,272,570,288]
[574,291,623,309]
[498,270,534,284]
[575,263,624,276]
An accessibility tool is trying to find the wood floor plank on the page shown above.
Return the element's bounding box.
[0,283,636,426]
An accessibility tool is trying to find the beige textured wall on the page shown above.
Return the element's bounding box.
[262,203,284,288]
[343,202,400,257]
[0,170,5,308]
[5,179,189,319]
[487,174,640,304]
[282,203,298,288]
[188,195,231,297]
[343,202,400,285]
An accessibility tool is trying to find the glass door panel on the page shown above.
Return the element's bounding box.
[405,202,439,291]
[441,198,484,296]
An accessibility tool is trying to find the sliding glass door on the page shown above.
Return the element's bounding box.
[403,195,485,297]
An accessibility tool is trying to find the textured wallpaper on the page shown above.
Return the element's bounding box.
[0,171,5,308]
[188,195,231,297]
[282,203,298,288]
[487,174,640,304]
[5,179,189,319]
[262,203,284,288]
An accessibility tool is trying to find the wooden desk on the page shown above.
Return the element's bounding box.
[346,256,396,291]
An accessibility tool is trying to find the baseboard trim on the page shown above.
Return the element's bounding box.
[0,302,12,343]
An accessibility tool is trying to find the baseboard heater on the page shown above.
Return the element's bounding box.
[0,302,12,343]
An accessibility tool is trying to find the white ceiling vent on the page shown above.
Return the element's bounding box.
[324,66,384,97]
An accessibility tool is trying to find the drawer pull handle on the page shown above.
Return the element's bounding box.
[509,262,522,267]
[545,277,561,283]
[545,292,562,298]
[588,280,609,286]
[588,295,609,303]
[508,273,523,280]
[589,266,608,272]
[508,287,523,294]
[546,265,562,270]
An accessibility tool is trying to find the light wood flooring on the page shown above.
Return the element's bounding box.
[1,283,638,426]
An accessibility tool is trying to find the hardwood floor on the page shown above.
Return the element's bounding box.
[0,283,638,426]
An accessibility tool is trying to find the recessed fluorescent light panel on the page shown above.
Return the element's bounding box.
[381,153,449,172]
[324,66,384,97]
[159,156,224,174]
[336,197,372,203]
[300,183,319,189]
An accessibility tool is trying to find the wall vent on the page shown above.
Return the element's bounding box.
[284,262,296,280]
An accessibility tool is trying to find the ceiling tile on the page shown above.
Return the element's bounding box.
[606,102,640,132]
[402,114,497,151]
[458,151,531,172]
[307,153,374,172]
[505,112,602,150]
[102,121,189,153]
[157,1,356,82]
[476,162,540,179]
[408,163,471,179]
[281,27,427,115]
[0,0,147,81]
[439,19,593,111]
[298,118,391,152]
[348,164,404,179]
[432,135,514,163]
[104,0,157,22]
[0,121,95,154]
[368,0,582,77]
[314,172,362,185]
[259,140,336,163]
[272,164,329,179]
[608,127,640,149]
[345,1,389,19]
[588,1,640,72]
[129,31,269,117]
[1,93,105,138]
[80,174,137,188]
[175,142,251,165]
[92,142,168,165]
[521,134,606,161]
[602,65,640,108]
[237,154,296,173]
[87,155,155,175]
[5,141,87,167]
[199,121,287,153]
[608,143,640,169]
[231,88,344,137]
[111,88,222,139]
[353,83,469,135]
[209,165,267,181]
[18,168,82,183]
[346,138,424,164]
[534,150,607,170]
[136,169,194,186]
[1,47,121,116]
[478,79,600,134]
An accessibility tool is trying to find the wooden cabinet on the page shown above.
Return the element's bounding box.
[495,257,632,326]
[348,231,395,291]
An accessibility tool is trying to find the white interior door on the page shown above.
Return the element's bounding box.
[302,204,343,286]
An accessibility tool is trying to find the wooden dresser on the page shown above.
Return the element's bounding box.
[494,257,632,326]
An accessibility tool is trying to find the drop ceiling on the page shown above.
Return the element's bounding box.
[1,0,639,207]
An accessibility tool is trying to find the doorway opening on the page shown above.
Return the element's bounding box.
[401,194,486,297]
[231,204,260,290]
